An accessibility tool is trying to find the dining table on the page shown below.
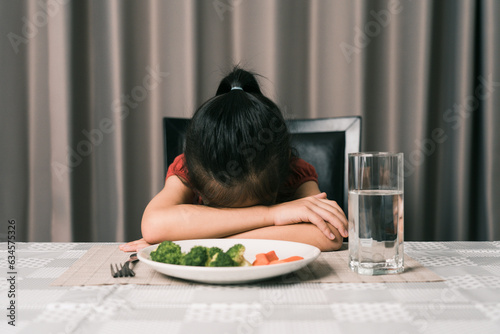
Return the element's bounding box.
[1,241,500,334]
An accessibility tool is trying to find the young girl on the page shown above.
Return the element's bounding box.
[120,67,348,252]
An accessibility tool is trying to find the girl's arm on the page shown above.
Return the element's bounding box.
[227,181,346,251]
[226,223,343,251]
[121,175,269,252]
[120,177,347,252]
[142,177,346,241]
[139,176,271,243]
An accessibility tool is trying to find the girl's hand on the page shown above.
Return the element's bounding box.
[119,238,152,252]
[269,193,348,240]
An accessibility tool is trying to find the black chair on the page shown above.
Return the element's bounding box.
[287,117,361,215]
[163,117,190,174]
[163,116,361,214]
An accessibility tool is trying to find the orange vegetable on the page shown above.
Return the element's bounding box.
[252,253,270,266]
[265,251,279,262]
[252,251,304,266]
[281,256,304,262]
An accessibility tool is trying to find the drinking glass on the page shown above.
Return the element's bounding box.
[348,152,404,275]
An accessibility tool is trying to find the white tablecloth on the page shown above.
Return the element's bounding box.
[1,242,499,333]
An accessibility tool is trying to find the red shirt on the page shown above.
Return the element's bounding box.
[166,153,318,204]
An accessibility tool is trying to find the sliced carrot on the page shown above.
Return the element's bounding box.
[281,256,304,263]
[252,251,304,266]
[265,250,279,262]
[252,253,270,266]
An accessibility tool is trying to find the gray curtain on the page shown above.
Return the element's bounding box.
[1,0,499,242]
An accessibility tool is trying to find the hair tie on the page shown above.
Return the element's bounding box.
[231,86,243,91]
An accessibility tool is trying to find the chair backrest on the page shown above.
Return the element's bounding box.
[287,116,362,214]
[163,117,190,175]
[163,116,362,214]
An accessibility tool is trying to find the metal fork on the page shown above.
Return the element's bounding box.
[110,253,138,278]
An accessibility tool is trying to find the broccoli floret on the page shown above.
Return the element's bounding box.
[149,241,249,267]
[205,247,224,266]
[207,247,224,258]
[226,244,251,266]
[150,241,183,265]
[182,246,209,266]
[207,251,237,267]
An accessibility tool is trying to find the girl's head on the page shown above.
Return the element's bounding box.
[184,67,290,207]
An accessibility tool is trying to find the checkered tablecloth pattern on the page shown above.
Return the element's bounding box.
[1,242,499,333]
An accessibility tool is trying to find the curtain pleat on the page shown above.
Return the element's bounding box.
[429,0,475,240]
[476,0,500,240]
[26,0,52,241]
[86,0,126,242]
[68,0,92,241]
[0,1,30,241]
[48,0,72,241]
[1,0,499,242]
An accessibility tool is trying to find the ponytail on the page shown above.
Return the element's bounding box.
[215,67,263,95]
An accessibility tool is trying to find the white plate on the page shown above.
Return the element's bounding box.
[138,239,321,284]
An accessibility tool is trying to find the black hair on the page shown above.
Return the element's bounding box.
[184,67,291,207]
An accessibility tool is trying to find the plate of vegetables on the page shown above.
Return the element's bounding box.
[137,239,321,284]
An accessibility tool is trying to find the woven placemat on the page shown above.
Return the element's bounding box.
[51,245,444,286]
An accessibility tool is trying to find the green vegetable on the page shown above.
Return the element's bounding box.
[226,243,252,266]
[205,247,223,266]
[150,241,183,265]
[150,241,250,267]
[206,247,224,266]
[182,246,209,266]
[207,251,237,267]
[208,246,224,258]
